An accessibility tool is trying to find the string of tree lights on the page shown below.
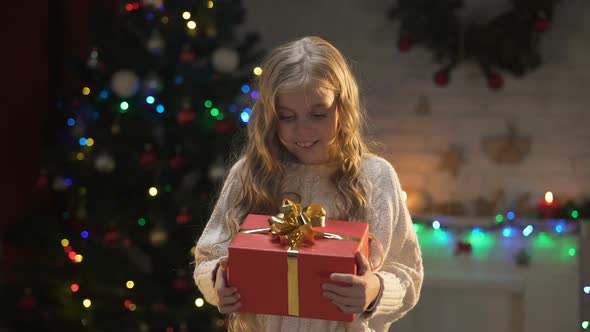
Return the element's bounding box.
[387,0,559,90]
[1,0,264,331]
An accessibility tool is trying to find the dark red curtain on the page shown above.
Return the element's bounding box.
[1,0,117,238]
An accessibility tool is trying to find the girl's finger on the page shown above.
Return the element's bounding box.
[217,286,238,297]
[215,264,227,289]
[220,292,241,306]
[322,291,360,306]
[356,251,371,275]
[329,273,362,285]
[332,301,360,314]
[218,301,242,314]
[322,281,361,297]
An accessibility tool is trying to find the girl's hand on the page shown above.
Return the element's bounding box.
[214,257,242,314]
[321,251,381,314]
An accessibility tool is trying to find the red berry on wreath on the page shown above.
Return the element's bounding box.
[397,37,412,52]
[434,69,450,86]
[487,73,504,90]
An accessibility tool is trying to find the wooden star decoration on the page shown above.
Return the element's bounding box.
[438,145,466,177]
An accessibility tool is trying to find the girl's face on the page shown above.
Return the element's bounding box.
[276,84,338,164]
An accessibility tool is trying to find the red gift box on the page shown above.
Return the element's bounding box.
[227,213,369,322]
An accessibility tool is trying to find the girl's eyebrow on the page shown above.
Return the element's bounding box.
[276,103,331,111]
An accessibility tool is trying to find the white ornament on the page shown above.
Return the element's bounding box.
[147,30,165,55]
[142,0,163,9]
[143,72,163,94]
[95,153,116,173]
[208,158,226,182]
[211,47,239,73]
[87,48,99,69]
[111,69,140,98]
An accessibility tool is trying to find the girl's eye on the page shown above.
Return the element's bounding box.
[312,113,327,119]
[278,115,294,121]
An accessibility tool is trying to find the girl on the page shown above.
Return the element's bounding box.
[193,36,423,332]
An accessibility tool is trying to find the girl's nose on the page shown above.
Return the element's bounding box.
[294,120,313,136]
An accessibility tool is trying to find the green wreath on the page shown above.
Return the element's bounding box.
[387,0,558,90]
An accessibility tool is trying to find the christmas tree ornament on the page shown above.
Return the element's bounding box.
[111,121,121,135]
[206,26,218,37]
[179,171,200,191]
[143,72,163,95]
[94,153,116,173]
[169,148,186,169]
[138,322,150,332]
[52,176,68,192]
[208,157,226,182]
[214,118,234,135]
[17,289,37,310]
[111,69,140,98]
[173,277,191,291]
[177,106,196,125]
[72,124,86,138]
[146,30,165,55]
[103,230,122,247]
[211,47,239,73]
[87,47,100,69]
[179,44,195,63]
[149,226,168,246]
[140,144,159,169]
[36,170,49,190]
[176,208,191,224]
[142,0,163,9]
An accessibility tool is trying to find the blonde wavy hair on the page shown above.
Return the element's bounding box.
[216,36,379,331]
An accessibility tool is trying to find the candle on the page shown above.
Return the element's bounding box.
[537,191,560,219]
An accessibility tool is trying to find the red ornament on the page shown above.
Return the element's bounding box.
[36,174,49,189]
[397,36,412,52]
[215,119,234,135]
[140,151,159,169]
[176,211,191,224]
[487,73,504,90]
[173,278,191,291]
[169,154,186,169]
[177,110,196,125]
[180,49,195,63]
[535,17,551,33]
[454,241,472,255]
[18,294,37,310]
[103,231,122,246]
[434,69,450,86]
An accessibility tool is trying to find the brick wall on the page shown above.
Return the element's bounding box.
[242,0,590,215]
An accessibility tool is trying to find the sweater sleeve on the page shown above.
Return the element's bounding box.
[193,158,245,306]
[360,157,424,326]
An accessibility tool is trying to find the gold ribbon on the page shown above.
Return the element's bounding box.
[239,199,362,316]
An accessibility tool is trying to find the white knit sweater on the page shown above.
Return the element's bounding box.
[193,155,423,332]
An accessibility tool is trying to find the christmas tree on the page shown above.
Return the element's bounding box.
[1,0,264,331]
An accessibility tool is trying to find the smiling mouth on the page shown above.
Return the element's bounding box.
[295,140,318,148]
